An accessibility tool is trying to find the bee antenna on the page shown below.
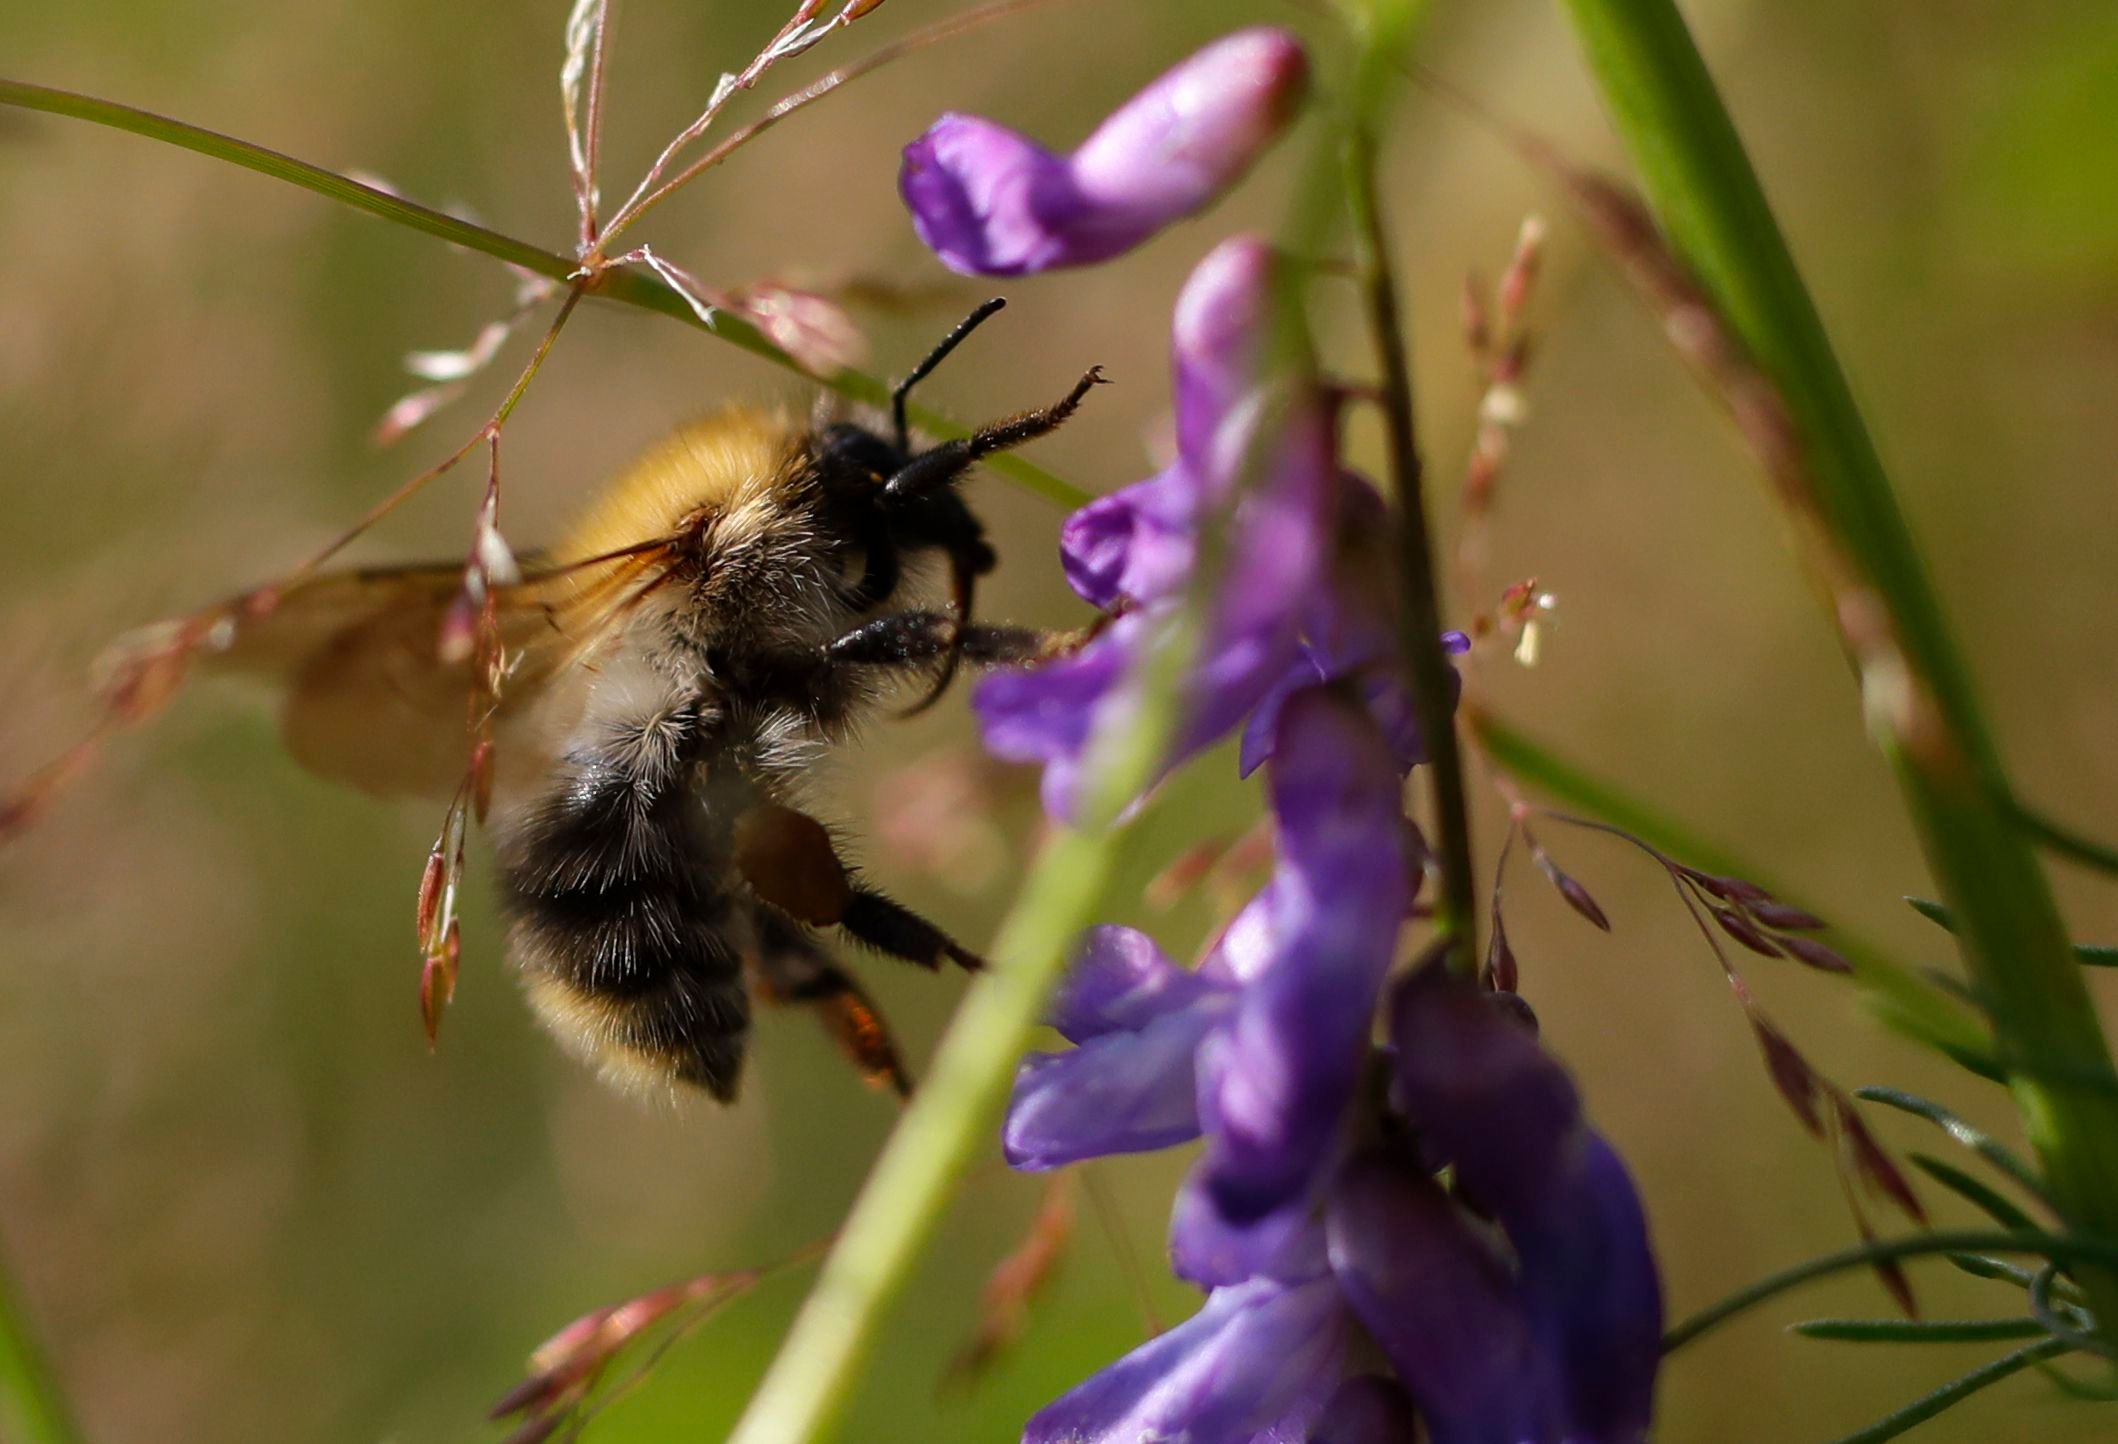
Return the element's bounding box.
[892,297,1008,455]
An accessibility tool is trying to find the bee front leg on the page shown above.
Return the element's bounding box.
[826,612,1070,669]
[732,801,983,973]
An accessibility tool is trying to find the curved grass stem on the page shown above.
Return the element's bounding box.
[0,77,1088,511]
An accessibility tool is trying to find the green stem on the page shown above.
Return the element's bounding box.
[0,1241,82,1444]
[0,78,1086,511]
[1343,0,1475,970]
[722,827,1127,1444]
[1554,0,2118,1349]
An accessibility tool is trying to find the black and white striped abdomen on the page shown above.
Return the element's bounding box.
[495,676,754,1100]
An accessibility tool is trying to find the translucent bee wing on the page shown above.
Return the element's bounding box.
[188,552,662,800]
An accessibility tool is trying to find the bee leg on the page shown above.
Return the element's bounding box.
[841,888,984,973]
[827,612,1062,669]
[882,367,1108,503]
[733,800,984,973]
[750,908,911,1097]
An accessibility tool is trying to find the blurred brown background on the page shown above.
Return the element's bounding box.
[3,0,2117,1439]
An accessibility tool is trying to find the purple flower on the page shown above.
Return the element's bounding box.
[1024,1249,1350,1444]
[900,29,1308,276]
[1002,686,1409,1188]
[1193,688,1411,1224]
[975,236,1335,822]
[1381,969,1664,1443]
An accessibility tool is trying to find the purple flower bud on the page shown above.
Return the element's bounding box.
[1169,234,1283,476]
[900,29,1308,276]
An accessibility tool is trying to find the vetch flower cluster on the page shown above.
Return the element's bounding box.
[997,741,1662,1443]
[899,29,1663,1442]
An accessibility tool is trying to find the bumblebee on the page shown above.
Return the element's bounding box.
[148,305,1099,1100]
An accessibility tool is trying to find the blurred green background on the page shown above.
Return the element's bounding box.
[3,1,2117,1440]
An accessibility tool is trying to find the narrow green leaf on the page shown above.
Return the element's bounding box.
[1911,898,2118,967]
[0,77,1089,510]
[2012,800,2118,878]
[1792,1316,2047,1344]
[0,77,548,250]
[0,1238,83,1444]
[1858,1088,2056,1209]
[1823,1338,2072,1444]
[1664,1229,2118,1354]
[1911,1153,2040,1233]
[1947,1253,2046,1289]
[2037,1358,2118,1401]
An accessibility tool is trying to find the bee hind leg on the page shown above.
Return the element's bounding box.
[733,800,984,974]
[840,888,984,973]
[750,908,912,1097]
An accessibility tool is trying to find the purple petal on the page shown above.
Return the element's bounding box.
[1510,1136,1663,1444]
[1235,474,1469,778]
[900,32,1306,277]
[1069,28,1308,249]
[1388,971,1587,1230]
[1238,647,1328,778]
[974,615,1136,769]
[1389,969,1662,1441]
[1003,996,1227,1169]
[1024,1273,1346,1444]
[1311,1375,1424,1444]
[1197,689,1409,1222]
[1056,235,1291,611]
[1168,1161,1318,1289]
[1058,466,1198,609]
[898,115,1078,277]
[1049,925,1228,1044]
[1170,235,1283,478]
[1198,883,1280,987]
[1325,1150,1552,1444]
